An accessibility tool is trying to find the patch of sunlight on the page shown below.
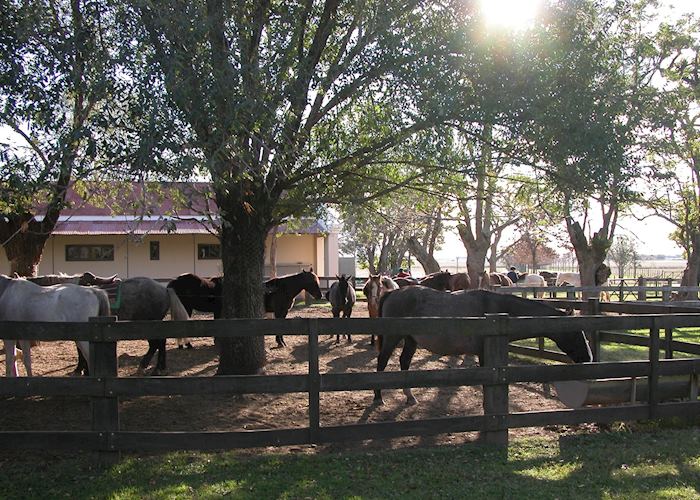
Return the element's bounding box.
[201,480,247,498]
[612,463,679,479]
[686,456,700,470]
[516,461,582,481]
[654,486,700,498]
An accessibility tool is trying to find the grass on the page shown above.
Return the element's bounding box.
[2,428,699,499]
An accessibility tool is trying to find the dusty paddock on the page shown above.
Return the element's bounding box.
[0,299,596,454]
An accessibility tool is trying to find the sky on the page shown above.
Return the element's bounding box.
[433,0,699,262]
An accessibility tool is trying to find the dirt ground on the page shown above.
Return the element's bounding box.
[0,299,594,453]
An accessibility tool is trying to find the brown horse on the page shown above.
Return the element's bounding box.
[363,275,399,345]
[374,286,592,405]
[418,271,452,291]
[265,269,323,347]
[478,271,513,289]
[448,272,471,290]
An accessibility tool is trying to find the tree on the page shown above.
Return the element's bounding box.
[515,0,657,292]
[639,14,700,290]
[129,1,473,373]
[0,0,123,276]
[608,235,640,278]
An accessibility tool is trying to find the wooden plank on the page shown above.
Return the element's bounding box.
[658,358,700,376]
[481,314,509,447]
[321,367,498,392]
[507,361,651,383]
[90,330,119,465]
[509,405,650,428]
[113,429,310,451]
[0,431,105,451]
[0,377,103,397]
[308,320,320,444]
[107,374,309,396]
[649,323,660,419]
[320,415,486,442]
[508,345,571,363]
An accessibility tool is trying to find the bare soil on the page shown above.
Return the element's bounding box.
[0,299,594,454]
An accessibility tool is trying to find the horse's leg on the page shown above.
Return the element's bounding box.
[18,340,33,377]
[344,308,352,343]
[72,344,89,376]
[399,336,418,405]
[137,341,158,374]
[274,307,288,348]
[373,334,403,405]
[4,340,17,377]
[152,339,167,376]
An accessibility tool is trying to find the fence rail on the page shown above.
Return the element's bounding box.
[1,312,700,457]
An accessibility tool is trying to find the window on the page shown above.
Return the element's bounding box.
[198,244,221,260]
[150,241,160,261]
[65,244,114,262]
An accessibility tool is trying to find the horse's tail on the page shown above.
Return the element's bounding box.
[93,287,111,317]
[376,290,396,352]
[167,287,190,321]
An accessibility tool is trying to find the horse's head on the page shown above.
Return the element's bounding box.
[304,269,323,299]
[363,275,381,300]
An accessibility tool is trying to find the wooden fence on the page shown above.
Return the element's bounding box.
[1,312,700,458]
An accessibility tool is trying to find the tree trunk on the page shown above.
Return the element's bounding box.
[407,236,441,274]
[215,193,269,375]
[682,234,700,299]
[0,214,52,277]
[269,225,279,278]
[567,220,610,300]
[457,223,489,288]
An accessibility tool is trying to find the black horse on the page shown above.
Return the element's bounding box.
[374,286,592,405]
[326,274,356,343]
[265,269,323,347]
[167,273,223,318]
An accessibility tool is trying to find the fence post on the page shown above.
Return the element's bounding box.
[89,316,119,465]
[307,319,320,444]
[481,313,509,447]
[648,318,660,420]
[638,277,647,302]
[585,298,601,362]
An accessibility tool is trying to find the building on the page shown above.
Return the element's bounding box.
[0,183,339,280]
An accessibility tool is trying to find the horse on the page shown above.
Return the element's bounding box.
[167,273,223,347]
[555,264,612,300]
[0,274,111,377]
[363,275,382,320]
[514,273,546,297]
[539,271,558,286]
[326,274,357,343]
[265,269,323,347]
[448,272,471,291]
[394,276,419,287]
[477,271,513,289]
[26,271,120,287]
[69,277,190,376]
[374,286,592,405]
[418,271,452,291]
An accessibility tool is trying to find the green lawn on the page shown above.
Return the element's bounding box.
[2,428,699,499]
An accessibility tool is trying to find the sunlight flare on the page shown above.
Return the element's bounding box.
[479,0,542,30]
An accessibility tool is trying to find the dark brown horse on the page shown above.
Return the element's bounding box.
[448,272,471,290]
[326,274,357,343]
[167,273,223,319]
[265,269,323,347]
[374,286,592,405]
[418,271,452,291]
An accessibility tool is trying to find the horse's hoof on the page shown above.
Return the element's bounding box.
[372,397,384,406]
[177,345,184,350]
[69,369,81,377]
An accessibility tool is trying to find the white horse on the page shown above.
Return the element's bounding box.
[555,272,581,287]
[0,274,111,376]
[555,265,611,301]
[514,273,546,298]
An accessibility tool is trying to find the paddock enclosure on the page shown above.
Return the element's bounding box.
[1,286,700,458]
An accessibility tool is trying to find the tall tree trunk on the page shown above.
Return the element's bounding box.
[269,225,279,278]
[682,233,700,299]
[567,220,611,299]
[215,190,268,375]
[457,223,489,288]
[407,236,441,274]
[1,215,48,277]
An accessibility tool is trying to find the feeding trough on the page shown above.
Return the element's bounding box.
[553,375,700,408]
